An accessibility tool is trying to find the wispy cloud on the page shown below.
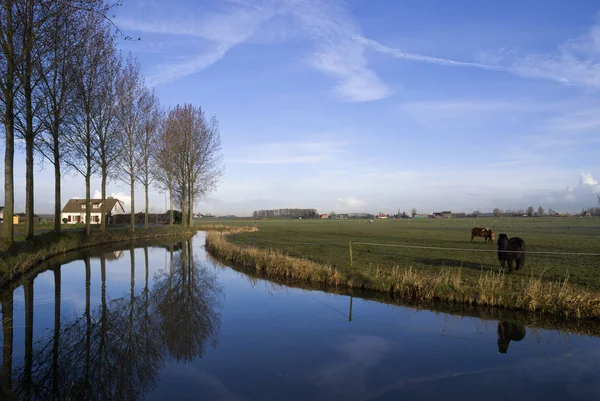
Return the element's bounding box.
[287,0,391,102]
[116,0,502,100]
[118,1,600,99]
[228,139,349,165]
[116,2,278,86]
[477,18,600,88]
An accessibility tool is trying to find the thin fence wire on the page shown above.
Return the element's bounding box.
[352,242,600,256]
[230,235,600,257]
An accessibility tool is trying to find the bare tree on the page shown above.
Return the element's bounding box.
[411,208,417,217]
[166,105,223,227]
[187,112,223,226]
[136,88,161,229]
[65,11,110,235]
[91,31,120,232]
[472,210,481,218]
[36,1,83,232]
[13,0,52,239]
[153,120,176,225]
[115,53,145,233]
[1,0,19,245]
[537,206,545,217]
[526,206,534,217]
[493,208,502,217]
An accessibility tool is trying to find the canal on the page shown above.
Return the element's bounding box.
[1,232,599,400]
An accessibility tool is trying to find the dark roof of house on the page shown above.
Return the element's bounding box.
[61,198,125,214]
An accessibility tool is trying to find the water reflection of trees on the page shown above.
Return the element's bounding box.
[152,240,223,362]
[2,239,222,400]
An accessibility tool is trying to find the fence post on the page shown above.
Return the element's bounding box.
[348,296,353,322]
[349,241,353,267]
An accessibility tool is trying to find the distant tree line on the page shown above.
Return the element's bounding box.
[252,209,318,219]
[1,1,223,246]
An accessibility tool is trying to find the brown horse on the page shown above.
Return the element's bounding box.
[471,227,495,243]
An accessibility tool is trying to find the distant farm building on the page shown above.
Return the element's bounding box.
[320,214,328,219]
[0,206,19,224]
[15,213,40,224]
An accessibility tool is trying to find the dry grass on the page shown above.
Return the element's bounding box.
[206,231,600,321]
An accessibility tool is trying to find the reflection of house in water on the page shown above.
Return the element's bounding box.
[497,321,526,354]
[90,250,125,261]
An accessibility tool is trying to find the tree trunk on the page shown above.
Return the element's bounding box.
[188,182,193,227]
[85,171,91,236]
[1,0,15,247]
[2,99,15,246]
[25,86,35,239]
[144,182,149,229]
[101,164,107,232]
[181,182,187,228]
[130,175,135,233]
[168,181,173,225]
[53,132,61,232]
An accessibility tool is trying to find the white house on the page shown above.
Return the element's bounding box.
[61,198,125,224]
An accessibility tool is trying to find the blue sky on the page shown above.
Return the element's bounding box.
[4,0,600,215]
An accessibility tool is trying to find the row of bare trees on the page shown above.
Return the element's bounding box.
[1,1,223,246]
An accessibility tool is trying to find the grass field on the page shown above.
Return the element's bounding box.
[197,217,600,291]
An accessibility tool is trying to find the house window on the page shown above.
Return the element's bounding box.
[81,205,86,209]
[93,203,101,209]
[68,215,71,222]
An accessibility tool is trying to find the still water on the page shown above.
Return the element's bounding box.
[1,232,600,400]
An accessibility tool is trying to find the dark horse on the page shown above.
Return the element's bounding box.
[497,234,525,273]
[497,321,526,354]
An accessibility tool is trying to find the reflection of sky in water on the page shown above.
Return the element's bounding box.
[2,232,600,401]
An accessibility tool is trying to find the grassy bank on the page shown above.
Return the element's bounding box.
[206,229,600,320]
[211,254,600,339]
[0,225,196,285]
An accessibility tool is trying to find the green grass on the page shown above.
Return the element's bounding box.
[197,217,600,291]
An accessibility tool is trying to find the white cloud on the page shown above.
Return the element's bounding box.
[336,197,365,211]
[538,173,600,210]
[92,190,132,213]
[580,172,599,186]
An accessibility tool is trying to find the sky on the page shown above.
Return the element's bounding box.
[3,0,600,216]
